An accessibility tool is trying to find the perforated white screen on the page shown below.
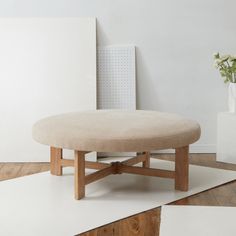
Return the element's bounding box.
[97,46,136,110]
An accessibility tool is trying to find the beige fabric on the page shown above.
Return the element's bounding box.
[32,110,201,152]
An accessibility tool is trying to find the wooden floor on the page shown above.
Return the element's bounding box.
[0,154,236,236]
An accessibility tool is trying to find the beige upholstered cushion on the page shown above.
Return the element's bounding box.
[32,110,201,152]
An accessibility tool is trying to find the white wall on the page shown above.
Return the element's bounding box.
[1,0,235,153]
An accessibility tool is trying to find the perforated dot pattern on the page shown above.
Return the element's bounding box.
[97,46,136,110]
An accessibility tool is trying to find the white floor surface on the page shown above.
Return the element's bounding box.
[0,158,236,235]
[160,205,236,236]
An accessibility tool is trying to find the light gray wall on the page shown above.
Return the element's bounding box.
[1,0,235,152]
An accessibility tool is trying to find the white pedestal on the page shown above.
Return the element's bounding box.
[217,112,236,164]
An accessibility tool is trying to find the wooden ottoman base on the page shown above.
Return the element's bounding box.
[50,146,189,200]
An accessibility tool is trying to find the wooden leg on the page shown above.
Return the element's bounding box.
[175,146,189,191]
[50,147,62,176]
[142,151,150,168]
[74,151,86,200]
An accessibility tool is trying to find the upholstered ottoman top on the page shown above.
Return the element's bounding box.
[32,110,201,152]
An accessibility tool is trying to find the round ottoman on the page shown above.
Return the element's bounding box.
[33,110,201,199]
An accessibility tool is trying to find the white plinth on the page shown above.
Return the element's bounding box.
[217,112,236,164]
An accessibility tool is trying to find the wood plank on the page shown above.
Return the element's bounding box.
[120,165,175,179]
[19,163,47,176]
[61,159,110,169]
[50,147,62,176]
[122,154,147,166]
[0,163,4,171]
[74,151,86,200]
[119,214,146,235]
[80,231,97,236]
[118,208,160,236]
[39,163,50,172]
[85,166,116,185]
[175,146,189,191]
[61,159,74,167]
[155,153,236,171]
[96,223,117,236]
[0,163,23,181]
[79,208,160,236]
[85,161,110,170]
[0,162,50,181]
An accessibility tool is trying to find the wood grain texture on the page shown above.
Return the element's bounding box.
[74,151,86,200]
[122,153,147,166]
[85,165,116,185]
[175,146,189,191]
[50,147,62,176]
[80,208,160,236]
[1,153,236,236]
[0,162,49,181]
[61,159,74,167]
[59,159,111,169]
[85,161,110,170]
[120,165,175,179]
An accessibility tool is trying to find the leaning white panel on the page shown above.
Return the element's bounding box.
[97,45,136,157]
[97,45,136,110]
[0,18,96,162]
[160,205,236,236]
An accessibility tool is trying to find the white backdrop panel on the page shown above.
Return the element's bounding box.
[0,17,96,162]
